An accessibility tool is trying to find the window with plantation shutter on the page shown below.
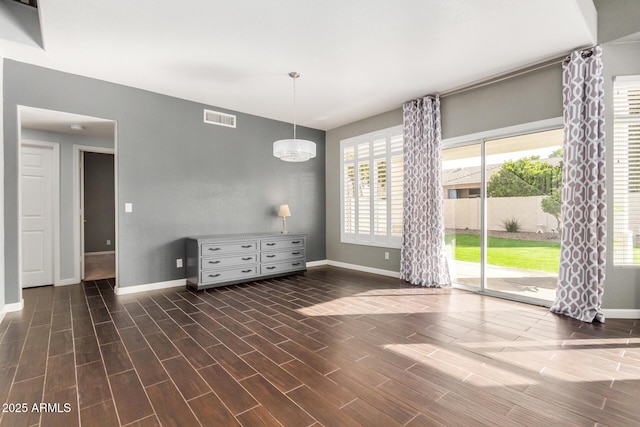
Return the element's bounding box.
[340,125,403,248]
[613,76,640,266]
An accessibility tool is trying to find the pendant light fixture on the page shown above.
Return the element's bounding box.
[273,72,316,162]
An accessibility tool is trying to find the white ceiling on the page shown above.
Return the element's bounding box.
[2,0,597,131]
[20,106,115,138]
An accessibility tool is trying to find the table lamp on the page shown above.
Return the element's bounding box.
[278,204,291,234]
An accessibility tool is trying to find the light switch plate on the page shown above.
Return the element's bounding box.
[125,203,133,213]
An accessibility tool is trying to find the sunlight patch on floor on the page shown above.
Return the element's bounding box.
[297,288,476,317]
[384,336,640,386]
[384,343,539,386]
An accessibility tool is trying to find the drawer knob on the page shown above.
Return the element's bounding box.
[266,255,276,258]
[208,273,221,278]
[266,243,276,246]
[241,245,252,248]
[266,266,276,270]
[292,262,301,266]
[208,247,221,251]
[242,257,253,261]
[292,241,301,244]
[242,269,253,273]
[291,251,301,255]
[208,260,221,264]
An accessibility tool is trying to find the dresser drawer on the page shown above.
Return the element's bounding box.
[201,241,257,255]
[260,237,305,251]
[260,249,304,263]
[202,254,257,270]
[200,266,258,284]
[261,260,306,275]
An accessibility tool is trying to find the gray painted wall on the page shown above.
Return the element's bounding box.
[84,152,115,253]
[0,53,4,312]
[326,65,563,274]
[595,0,640,43]
[4,60,326,304]
[21,128,113,280]
[440,64,563,140]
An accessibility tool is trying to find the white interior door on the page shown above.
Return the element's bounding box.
[20,145,54,288]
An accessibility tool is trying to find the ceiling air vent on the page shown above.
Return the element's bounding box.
[203,109,236,128]
[14,0,37,7]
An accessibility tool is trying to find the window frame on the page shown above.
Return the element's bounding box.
[612,75,640,267]
[340,124,403,249]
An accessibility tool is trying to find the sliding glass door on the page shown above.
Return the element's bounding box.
[443,128,563,304]
[443,142,482,290]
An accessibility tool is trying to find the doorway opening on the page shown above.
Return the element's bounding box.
[18,106,117,291]
[80,149,116,280]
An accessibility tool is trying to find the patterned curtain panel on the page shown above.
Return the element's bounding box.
[550,46,606,323]
[400,95,451,287]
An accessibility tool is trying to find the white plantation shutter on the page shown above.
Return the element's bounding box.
[340,125,403,247]
[357,143,371,236]
[343,147,356,236]
[613,76,640,265]
[389,135,404,243]
[373,139,387,240]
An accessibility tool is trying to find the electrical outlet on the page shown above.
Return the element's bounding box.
[384,251,389,260]
[106,240,111,246]
[176,259,183,268]
[125,203,133,213]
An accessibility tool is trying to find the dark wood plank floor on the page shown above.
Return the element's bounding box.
[1,266,639,426]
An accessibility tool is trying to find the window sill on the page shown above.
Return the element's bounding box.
[340,239,401,250]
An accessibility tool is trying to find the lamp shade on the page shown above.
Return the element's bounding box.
[273,139,316,162]
[278,204,291,217]
[273,72,316,162]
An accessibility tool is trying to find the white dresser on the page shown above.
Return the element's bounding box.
[186,233,307,290]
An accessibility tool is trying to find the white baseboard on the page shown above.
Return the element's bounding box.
[326,260,400,278]
[602,309,640,319]
[305,259,400,278]
[306,260,328,268]
[56,278,79,286]
[0,299,25,323]
[114,278,186,295]
[3,300,24,312]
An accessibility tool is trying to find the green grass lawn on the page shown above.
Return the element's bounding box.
[445,233,561,273]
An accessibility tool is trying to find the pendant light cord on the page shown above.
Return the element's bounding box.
[292,73,297,140]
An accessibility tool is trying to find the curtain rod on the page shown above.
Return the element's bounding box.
[440,57,564,98]
[440,46,595,99]
[562,46,598,64]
